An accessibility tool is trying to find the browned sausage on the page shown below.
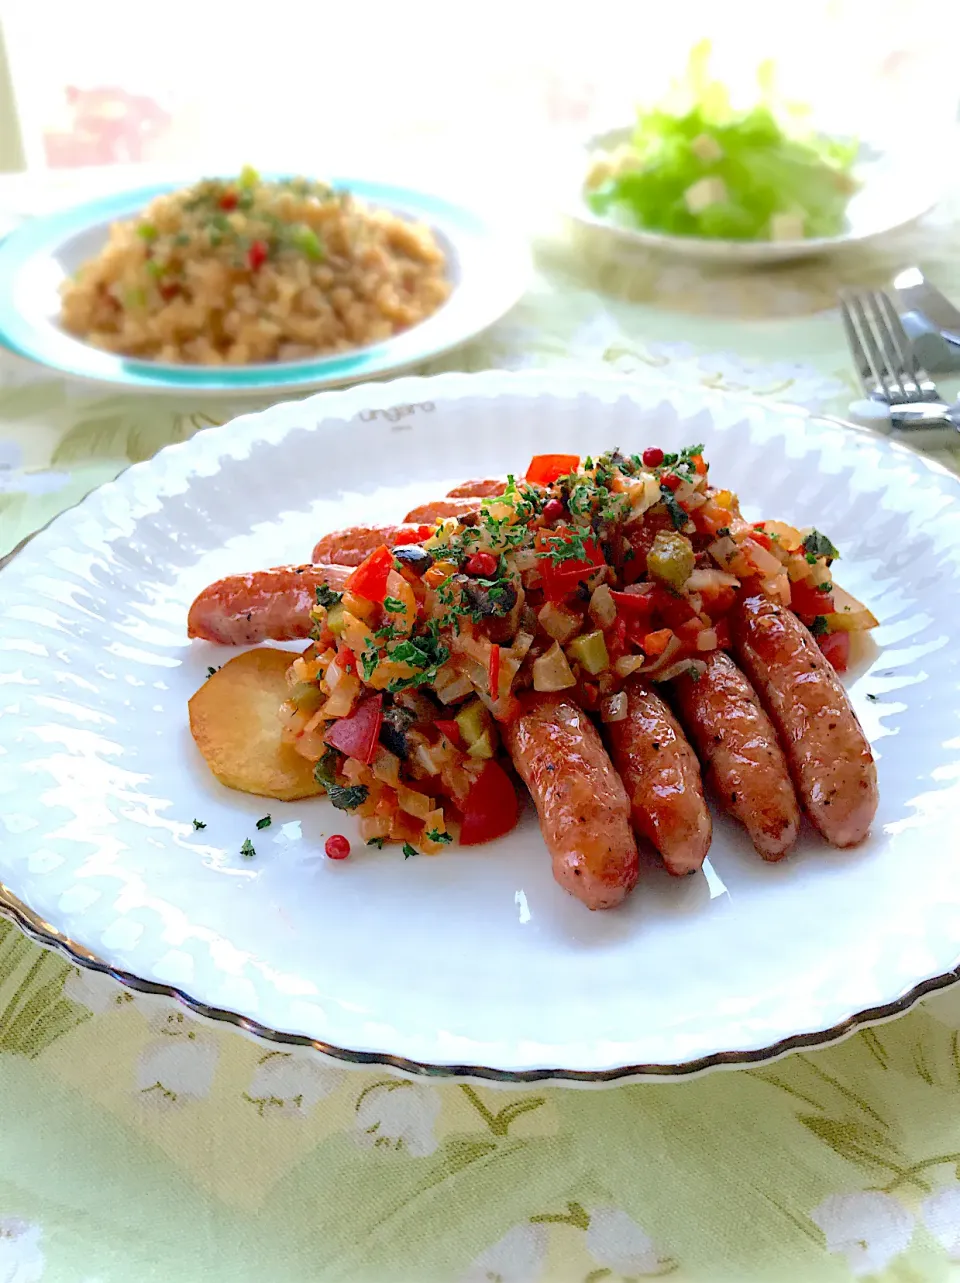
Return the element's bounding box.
[311,523,435,565]
[671,651,800,860]
[731,592,878,847]
[503,693,638,910]
[404,497,485,523]
[603,678,712,875]
[446,478,506,499]
[187,564,353,646]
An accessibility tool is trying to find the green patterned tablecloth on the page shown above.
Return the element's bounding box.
[3,179,960,1283]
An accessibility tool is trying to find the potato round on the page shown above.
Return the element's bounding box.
[188,648,323,801]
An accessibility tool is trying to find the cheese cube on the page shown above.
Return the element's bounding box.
[684,176,728,214]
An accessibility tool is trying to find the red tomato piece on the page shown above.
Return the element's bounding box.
[394,525,435,547]
[661,473,682,492]
[818,630,850,673]
[219,190,239,210]
[641,447,664,468]
[466,551,498,578]
[791,580,835,623]
[435,719,463,749]
[324,694,383,764]
[346,545,394,604]
[649,585,698,630]
[247,239,269,271]
[458,761,520,845]
[525,453,580,485]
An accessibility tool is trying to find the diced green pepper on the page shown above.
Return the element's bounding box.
[239,164,260,188]
[567,630,610,675]
[326,603,345,638]
[647,531,696,590]
[292,226,324,261]
[137,223,158,241]
[455,698,490,747]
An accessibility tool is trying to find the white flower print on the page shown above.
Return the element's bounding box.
[354,1080,440,1157]
[921,1184,960,1259]
[0,1217,44,1283]
[459,1222,547,1283]
[244,1051,344,1117]
[810,1191,915,1277]
[62,966,132,1013]
[585,1206,673,1276]
[135,1032,219,1107]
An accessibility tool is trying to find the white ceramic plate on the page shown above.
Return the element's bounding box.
[0,178,529,394]
[1,369,959,1084]
[569,128,941,264]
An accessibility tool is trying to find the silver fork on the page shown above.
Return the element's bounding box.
[839,289,959,432]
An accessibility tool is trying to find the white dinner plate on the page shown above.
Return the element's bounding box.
[568,128,941,264]
[0,177,529,394]
[1,369,959,1084]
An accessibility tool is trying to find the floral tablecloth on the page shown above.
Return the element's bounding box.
[3,174,960,1283]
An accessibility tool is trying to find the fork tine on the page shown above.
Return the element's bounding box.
[865,291,911,402]
[875,290,936,401]
[839,295,878,398]
[841,291,897,401]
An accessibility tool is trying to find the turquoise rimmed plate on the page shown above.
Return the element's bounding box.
[0,177,530,394]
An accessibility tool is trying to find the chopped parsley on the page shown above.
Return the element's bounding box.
[818,582,832,592]
[805,553,818,565]
[383,596,405,613]
[425,829,453,844]
[366,836,386,849]
[314,749,369,812]
[716,526,731,539]
[240,838,256,858]
[192,819,206,830]
[206,666,221,678]
[402,843,419,859]
[809,615,830,636]
[540,529,592,566]
[385,629,450,693]
[256,815,272,830]
[866,693,878,702]
[315,584,343,608]
[802,530,840,561]
[360,649,381,681]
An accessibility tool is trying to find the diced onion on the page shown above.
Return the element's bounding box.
[600,691,628,722]
[745,540,783,576]
[589,583,616,629]
[413,742,444,776]
[538,601,580,643]
[510,630,535,661]
[685,568,740,591]
[513,549,539,572]
[654,658,708,683]
[532,641,577,692]
[436,674,473,705]
[696,628,718,652]
[398,785,435,819]
[617,634,684,679]
[708,536,740,570]
[615,654,648,678]
[372,746,402,787]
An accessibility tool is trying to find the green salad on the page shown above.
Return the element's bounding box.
[584,45,858,242]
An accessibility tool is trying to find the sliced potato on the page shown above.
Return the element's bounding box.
[189,648,324,801]
[826,584,879,634]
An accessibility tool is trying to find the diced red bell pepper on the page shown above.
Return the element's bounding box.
[642,628,674,657]
[698,581,737,617]
[346,544,394,604]
[817,630,850,674]
[323,694,383,764]
[219,190,239,210]
[535,528,606,601]
[525,453,580,486]
[649,584,698,630]
[337,645,357,674]
[435,719,463,749]
[488,644,501,699]
[611,588,654,622]
[713,617,732,650]
[750,529,774,552]
[458,761,520,845]
[676,618,707,646]
[393,525,435,547]
[791,580,835,624]
[605,617,629,662]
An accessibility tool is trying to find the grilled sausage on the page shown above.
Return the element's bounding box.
[446,478,507,499]
[503,693,638,910]
[187,564,353,646]
[731,592,878,847]
[604,678,712,875]
[671,651,800,860]
[404,497,485,523]
[311,523,435,565]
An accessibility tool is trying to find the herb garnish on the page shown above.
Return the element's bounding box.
[316,584,343,608]
[383,596,405,613]
[367,836,386,849]
[809,616,830,636]
[256,815,272,830]
[660,484,689,532]
[240,838,256,858]
[314,749,369,811]
[802,530,840,561]
[402,843,419,859]
[206,666,221,678]
[425,829,453,844]
[192,819,206,830]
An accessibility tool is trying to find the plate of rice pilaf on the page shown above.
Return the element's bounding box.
[0,170,529,393]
